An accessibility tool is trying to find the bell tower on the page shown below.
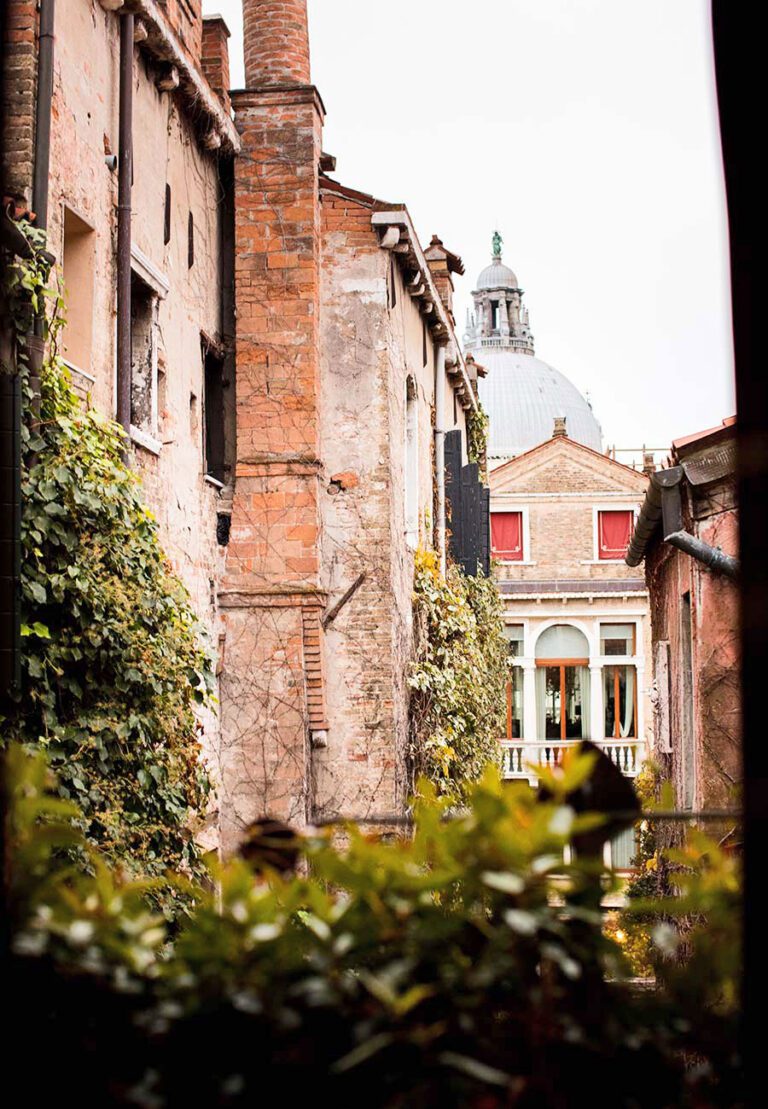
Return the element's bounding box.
[464,231,535,356]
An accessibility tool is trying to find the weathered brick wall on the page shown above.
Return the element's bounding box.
[16,0,232,822]
[0,0,37,201]
[647,476,740,811]
[219,29,324,846]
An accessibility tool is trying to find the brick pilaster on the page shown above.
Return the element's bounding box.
[0,0,38,202]
[218,0,325,847]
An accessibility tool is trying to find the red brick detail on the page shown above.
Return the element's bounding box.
[242,0,310,88]
[301,607,328,731]
[0,0,38,202]
[157,0,204,63]
[201,15,231,112]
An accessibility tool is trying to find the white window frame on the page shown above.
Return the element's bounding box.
[127,246,169,455]
[490,505,532,564]
[591,504,638,563]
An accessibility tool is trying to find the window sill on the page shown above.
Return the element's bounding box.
[61,358,96,385]
[580,559,629,565]
[496,559,537,566]
[129,424,162,456]
[204,474,225,490]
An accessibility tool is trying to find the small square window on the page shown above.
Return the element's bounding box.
[504,624,524,658]
[491,511,523,561]
[597,509,634,560]
[600,623,635,656]
[130,272,158,434]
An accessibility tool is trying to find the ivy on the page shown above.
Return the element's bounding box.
[466,402,489,482]
[2,219,214,897]
[408,549,508,800]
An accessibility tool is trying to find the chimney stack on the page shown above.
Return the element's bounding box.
[242,0,311,87]
[553,416,567,438]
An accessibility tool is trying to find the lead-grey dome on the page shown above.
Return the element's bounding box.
[476,260,518,290]
[476,349,603,462]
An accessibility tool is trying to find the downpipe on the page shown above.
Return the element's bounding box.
[116,12,134,440]
[665,530,739,580]
[434,343,446,577]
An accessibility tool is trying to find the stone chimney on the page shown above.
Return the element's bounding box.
[201,16,232,112]
[553,416,568,438]
[242,0,311,87]
[642,450,656,475]
[424,235,465,322]
[219,0,327,847]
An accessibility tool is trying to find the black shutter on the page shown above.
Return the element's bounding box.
[444,430,463,565]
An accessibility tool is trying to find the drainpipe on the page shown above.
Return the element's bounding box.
[435,343,447,576]
[664,530,739,580]
[29,0,55,422]
[116,12,134,439]
[32,0,54,232]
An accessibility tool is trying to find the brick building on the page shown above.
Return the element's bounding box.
[626,417,739,813]
[2,0,485,848]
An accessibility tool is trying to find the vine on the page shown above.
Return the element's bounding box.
[408,549,508,801]
[466,401,489,482]
[1,219,214,899]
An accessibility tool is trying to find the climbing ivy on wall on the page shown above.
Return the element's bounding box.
[466,402,489,482]
[408,549,508,801]
[1,221,214,894]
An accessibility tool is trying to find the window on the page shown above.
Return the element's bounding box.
[130,272,158,434]
[600,623,635,656]
[490,300,499,332]
[164,184,172,245]
[506,670,523,739]
[535,624,590,741]
[404,376,419,546]
[187,211,194,268]
[204,345,226,484]
[597,509,634,560]
[61,208,95,374]
[491,511,523,561]
[504,624,524,658]
[603,664,637,738]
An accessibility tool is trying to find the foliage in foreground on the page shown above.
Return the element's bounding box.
[5,746,741,1108]
[409,549,508,801]
[1,220,214,892]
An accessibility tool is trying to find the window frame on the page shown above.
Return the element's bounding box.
[490,506,530,563]
[593,504,637,562]
[125,246,169,454]
[535,657,589,741]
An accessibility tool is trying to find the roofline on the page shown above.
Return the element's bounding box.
[489,433,649,487]
[371,209,478,412]
[672,415,737,457]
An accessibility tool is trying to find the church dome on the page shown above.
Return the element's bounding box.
[464,231,603,464]
[476,349,603,462]
[476,260,518,290]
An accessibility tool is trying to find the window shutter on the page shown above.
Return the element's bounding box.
[491,512,523,561]
[598,509,633,559]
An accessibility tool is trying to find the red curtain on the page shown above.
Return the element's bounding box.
[491,512,523,560]
[599,510,633,559]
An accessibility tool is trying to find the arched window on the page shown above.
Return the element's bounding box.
[405,376,419,547]
[535,625,590,740]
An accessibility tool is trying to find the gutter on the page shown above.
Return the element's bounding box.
[626,466,739,580]
[434,344,447,575]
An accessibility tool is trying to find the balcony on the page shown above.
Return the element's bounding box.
[500,739,645,783]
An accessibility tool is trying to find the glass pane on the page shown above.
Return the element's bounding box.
[505,624,524,658]
[536,624,589,659]
[604,665,636,738]
[564,666,583,738]
[545,666,561,738]
[600,623,634,656]
[510,670,523,738]
[610,826,637,870]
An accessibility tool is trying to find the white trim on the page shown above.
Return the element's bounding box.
[61,358,96,385]
[490,505,530,562]
[491,491,644,500]
[129,424,162,455]
[592,504,638,562]
[131,245,169,299]
[204,474,225,490]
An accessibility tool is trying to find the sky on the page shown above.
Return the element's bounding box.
[205,0,735,454]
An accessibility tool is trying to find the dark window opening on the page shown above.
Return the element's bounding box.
[216,512,231,547]
[491,300,500,332]
[130,272,156,432]
[204,346,226,484]
[188,211,194,268]
[164,184,171,245]
[389,255,397,309]
[422,319,428,367]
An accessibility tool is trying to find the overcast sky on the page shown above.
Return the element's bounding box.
[206,0,735,453]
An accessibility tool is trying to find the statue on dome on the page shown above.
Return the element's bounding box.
[492,229,503,258]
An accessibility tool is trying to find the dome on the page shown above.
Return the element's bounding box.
[476,349,603,462]
[476,260,518,290]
